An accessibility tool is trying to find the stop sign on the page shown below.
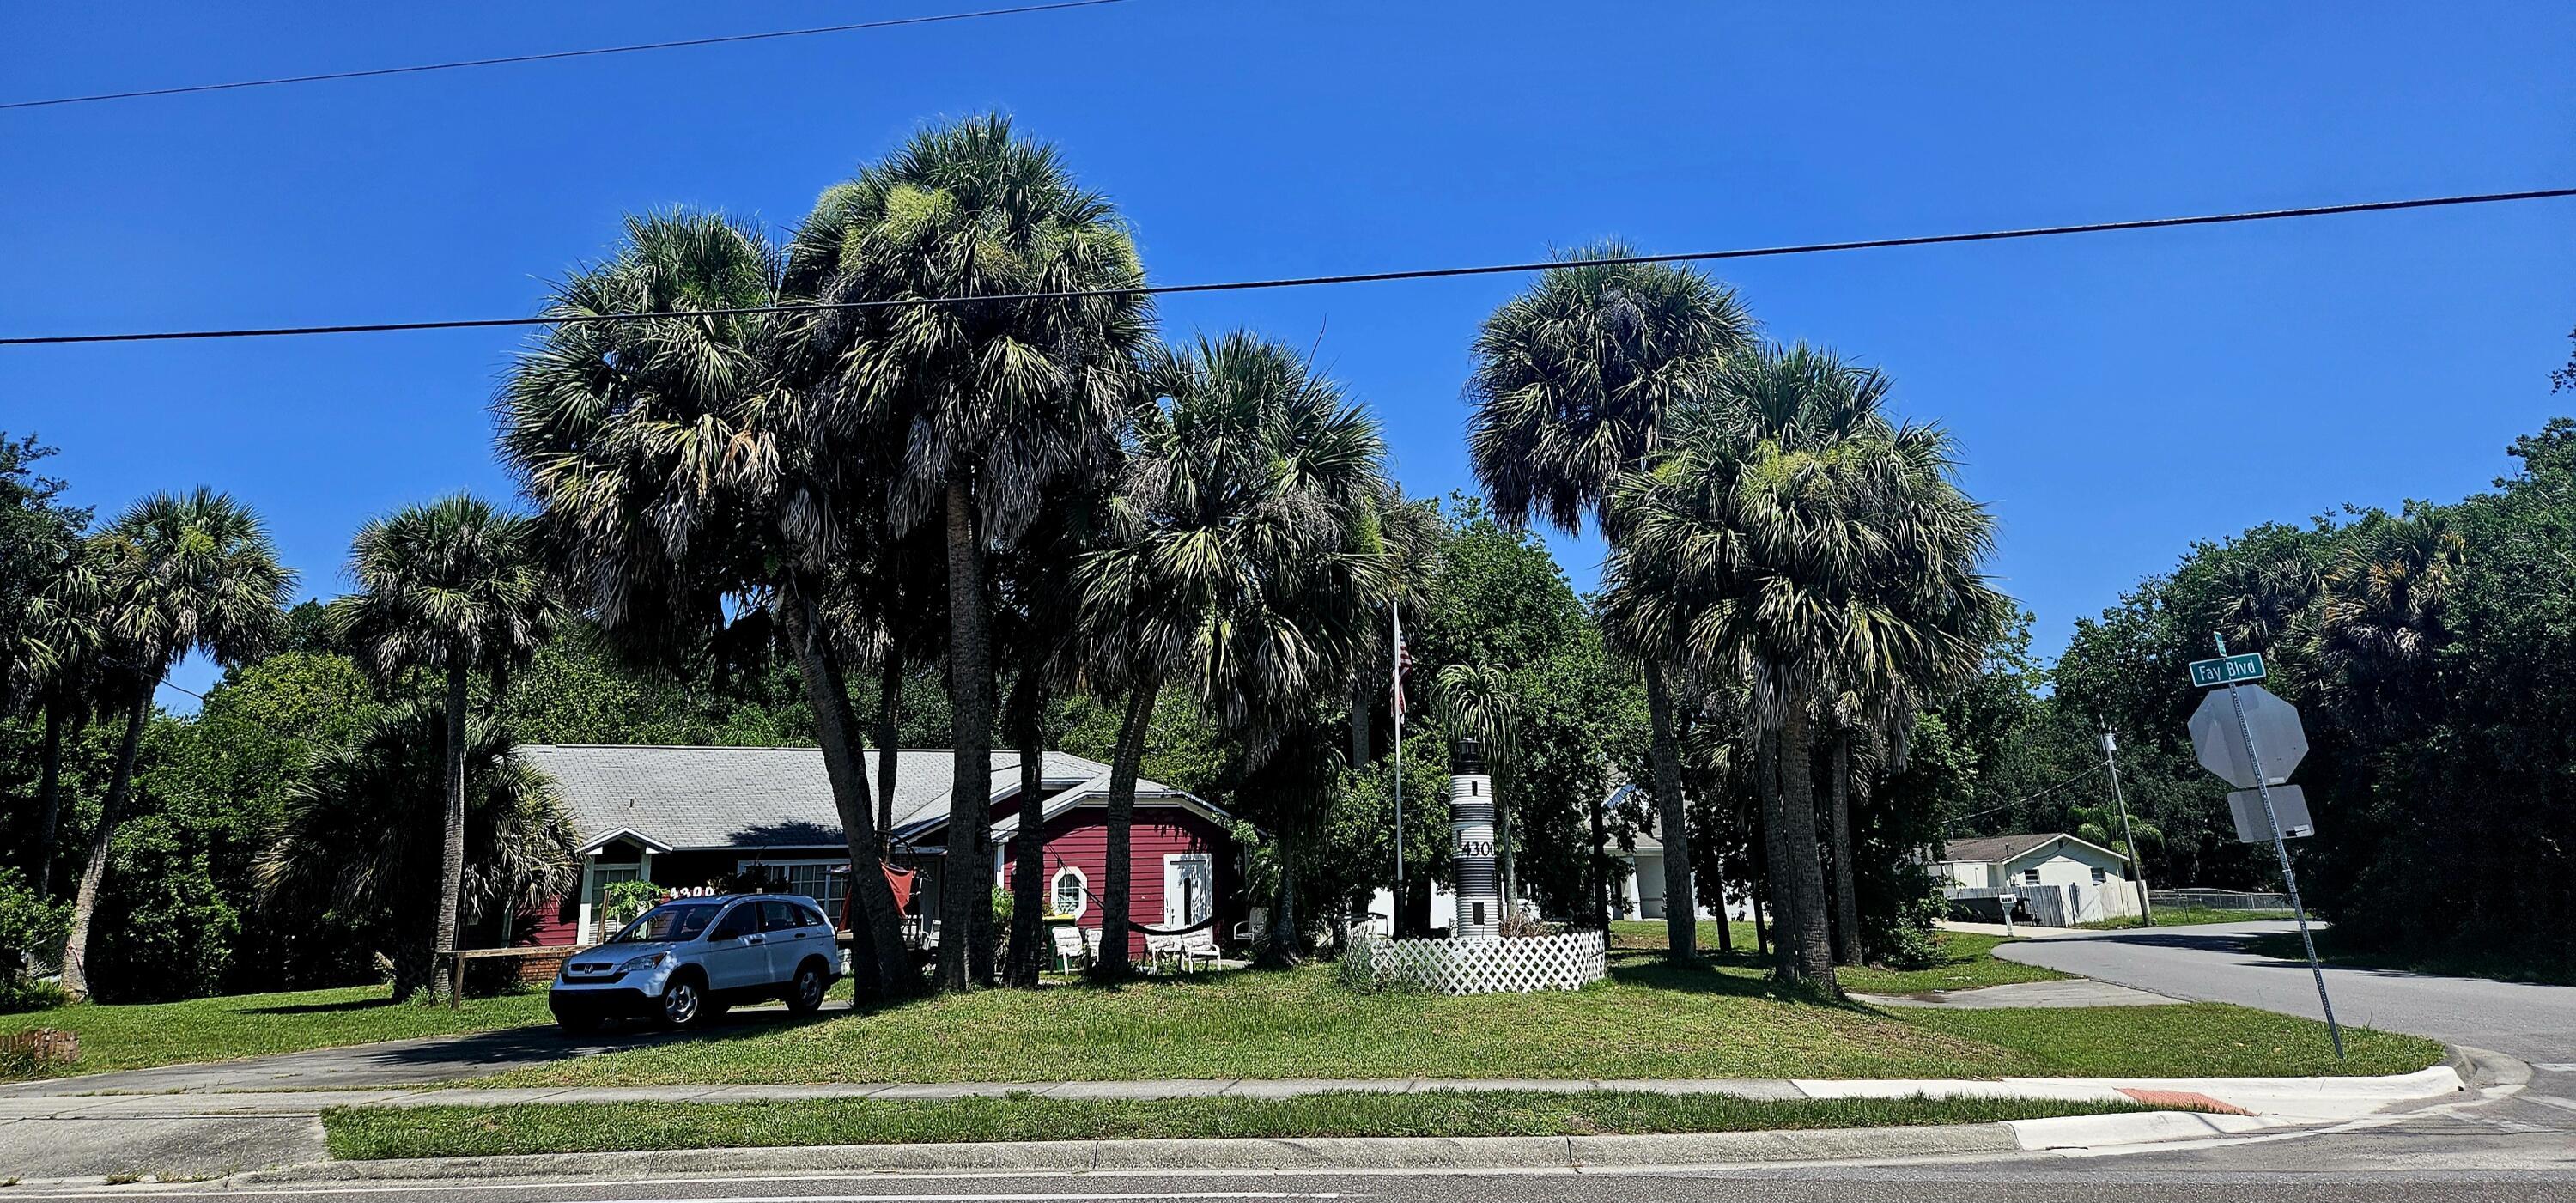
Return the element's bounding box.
[2189,684,2306,789]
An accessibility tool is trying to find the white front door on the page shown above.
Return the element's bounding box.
[1163,854,1213,928]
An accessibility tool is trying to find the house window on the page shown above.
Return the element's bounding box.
[738,860,848,922]
[2022,868,2042,886]
[586,864,640,906]
[2091,866,2107,884]
[1052,866,1089,917]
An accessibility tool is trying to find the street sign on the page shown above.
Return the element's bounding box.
[2187,635,2342,1061]
[2190,652,2268,688]
[2229,784,2314,843]
[2190,684,2306,788]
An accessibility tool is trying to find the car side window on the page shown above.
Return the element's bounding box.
[761,901,804,931]
[709,903,757,941]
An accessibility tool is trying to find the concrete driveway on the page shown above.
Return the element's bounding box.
[1994,920,2575,1066]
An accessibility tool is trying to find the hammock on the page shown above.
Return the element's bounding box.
[1042,851,1223,937]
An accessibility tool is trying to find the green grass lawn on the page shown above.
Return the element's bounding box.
[6,933,2442,1088]
[1607,919,2068,993]
[2077,908,2293,930]
[0,985,553,1082]
[474,957,2437,1089]
[323,1091,2178,1160]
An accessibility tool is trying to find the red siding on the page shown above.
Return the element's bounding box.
[1000,806,1241,957]
[524,896,580,946]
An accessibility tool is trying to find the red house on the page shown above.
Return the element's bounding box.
[516,744,1244,957]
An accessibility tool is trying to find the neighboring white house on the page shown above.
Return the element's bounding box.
[1605,785,1755,923]
[1930,832,2143,926]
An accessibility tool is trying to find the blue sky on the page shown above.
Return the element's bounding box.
[5,3,2571,708]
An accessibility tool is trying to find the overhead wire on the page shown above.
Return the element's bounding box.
[1951,757,2111,826]
[0,1,1130,112]
[4,186,2571,348]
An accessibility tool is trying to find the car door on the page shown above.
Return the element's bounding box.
[700,901,769,992]
[759,900,822,984]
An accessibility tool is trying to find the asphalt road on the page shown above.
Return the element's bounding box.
[9,1164,2574,1203]
[1992,920,2576,1066]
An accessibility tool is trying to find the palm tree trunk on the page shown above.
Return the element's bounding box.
[62,690,148,1002]
[1828,733,1862,967]
[1709,860,1733,953]
[791,588,916,999]
[431,660,471,1004]
[1261,825,1301,968]
[1641,659,1697,961]
[1777,701,1838,991]
[937,479,994,993]
[875,562,902,856]
[1348,667,1372,770]
[1757,724,1794,978]
[30,700,65,897]
[1094,678,1157,981]
[1005,675,1049,987]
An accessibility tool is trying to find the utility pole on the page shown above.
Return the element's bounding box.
[2100,728,2154,927]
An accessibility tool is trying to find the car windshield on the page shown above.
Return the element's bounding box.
[610,901,722,944]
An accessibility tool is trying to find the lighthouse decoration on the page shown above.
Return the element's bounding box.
[1449,738,1501,941]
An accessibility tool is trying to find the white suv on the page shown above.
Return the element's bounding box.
[549,894,837,1031]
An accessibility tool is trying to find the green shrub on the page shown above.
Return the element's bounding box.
[0,868,66,1014]
[1870,887,1949,971]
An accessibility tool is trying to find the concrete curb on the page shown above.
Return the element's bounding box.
[227,1119,2058,1183]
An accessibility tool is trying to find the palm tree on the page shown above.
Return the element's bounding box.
[788,114,1151,991]
[2306,510,2464,738]
[260,701,577,998]
[60,489,293,1000]
[9,543,106,899]
[1465,242,1755,959]
[1078,332,1389,974]
[1609,344,2006,987]
[331,495,559,1001]
[496,210,919,999]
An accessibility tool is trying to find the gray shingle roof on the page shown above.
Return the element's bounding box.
[1938,833,2083,866]
[519,745,1151,853]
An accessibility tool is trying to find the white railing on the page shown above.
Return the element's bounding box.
[1345,928,1607,995]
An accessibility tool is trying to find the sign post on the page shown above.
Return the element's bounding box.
[2192,636,2344,1060]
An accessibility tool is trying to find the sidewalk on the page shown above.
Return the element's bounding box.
[0,1061,2469,1121]
[0,1057,2486,1182]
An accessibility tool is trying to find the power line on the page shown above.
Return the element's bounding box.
[5,185,2569,349]
[1953,758,2110,825]
[0,0,1128,112]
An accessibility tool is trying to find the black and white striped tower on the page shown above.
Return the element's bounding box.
[1449,738,1500,941]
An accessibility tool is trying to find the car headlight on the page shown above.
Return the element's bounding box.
[617,952,667,974]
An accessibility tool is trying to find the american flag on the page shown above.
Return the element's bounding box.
[1390,606,1411,721]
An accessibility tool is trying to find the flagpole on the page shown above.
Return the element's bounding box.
[1390,603,1404,938]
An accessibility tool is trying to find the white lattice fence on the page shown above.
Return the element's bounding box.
[1351,929,1607,994]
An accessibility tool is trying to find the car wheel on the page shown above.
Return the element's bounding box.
[786,960,827,1014]
[655,975,706,1028]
